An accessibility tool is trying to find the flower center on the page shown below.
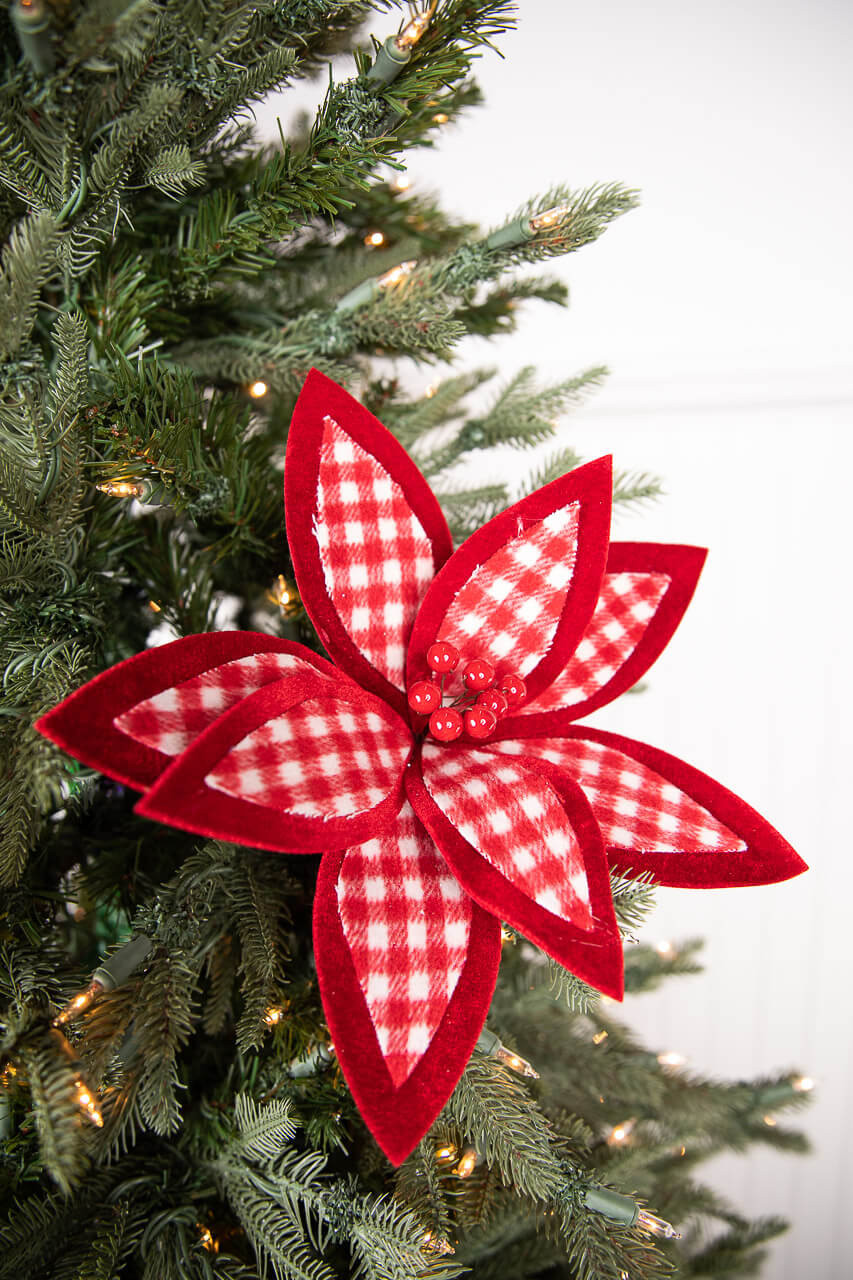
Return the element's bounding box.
[406,641,527,743]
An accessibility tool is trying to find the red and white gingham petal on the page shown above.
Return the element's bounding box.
[33,633,335,794]
[314,416,435,692]
[286,371,453,718]
[136,674,411,854]
[420,742,594,930]
[524,571,669,713]
[488,736,744,852]
[206,693,412,817]
[116,650,330,758]
[408,458,611,707]
[436,503,581,677]
[334,803,472,1086]
[512,544,707,726]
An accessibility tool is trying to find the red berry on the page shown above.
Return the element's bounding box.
[477,689,508,718]
[498,672,527,707]
[407,680,441,714]
[427,641,460,674]
[462,656,495,692]
[429,707,464,742]
[463,706,497,740]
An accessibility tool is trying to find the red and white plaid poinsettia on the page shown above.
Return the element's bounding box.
[37,370,806,1164]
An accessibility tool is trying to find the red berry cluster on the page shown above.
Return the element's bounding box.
[406,641,526,743]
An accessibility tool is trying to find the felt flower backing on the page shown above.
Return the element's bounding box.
[36,370,806,1165]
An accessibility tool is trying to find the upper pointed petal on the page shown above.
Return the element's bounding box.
[513,542,706,728]
[136,673,412,853]
[314,803,501,1164]
[407,458,612,705]
[407,744,623,999]
[286,371,453,716]
[33,633,335,791]
[489,726,807,887]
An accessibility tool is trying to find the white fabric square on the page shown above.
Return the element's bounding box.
[367,923,388,950]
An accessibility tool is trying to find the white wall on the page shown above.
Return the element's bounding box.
[261,3,853,1272]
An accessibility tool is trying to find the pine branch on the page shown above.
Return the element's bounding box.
[0,211,59,360]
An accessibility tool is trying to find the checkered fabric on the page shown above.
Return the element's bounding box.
[315,416,435,691]
[336,802,472,1086]
[205,694,412,817]
[421,742,594,930]
[115,652,325,757]
[435,503,580,677]
[524,572,671,713]
[488,738,745,852]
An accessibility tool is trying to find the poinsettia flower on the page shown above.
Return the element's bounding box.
[36,370,805,1165]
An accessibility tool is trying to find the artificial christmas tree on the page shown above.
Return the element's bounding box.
[0,3,811,1277]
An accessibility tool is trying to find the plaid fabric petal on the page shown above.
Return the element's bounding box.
[435,503,581,677]
[334,802,472,1086]
[488,736,744,853]
[524,571,670,713]
[420,742,594,930]
[314,416,435,692]
[116,650,328,758]
[206,692,412,817]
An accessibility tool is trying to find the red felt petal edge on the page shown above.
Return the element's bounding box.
[510,542,707,732]
[508,725,808,888]
[406,457,613,705]
[314,846,501,1165]
[405,751,624,1000]
[136,675,410,854]
[286,369,454,718]
[33,633,331,792]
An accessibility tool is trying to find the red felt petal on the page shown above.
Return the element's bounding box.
[33,633,333,792]
[136,674,412,853]
[314,805,501,1165]
[488,727,807,888]
[407,746,623,1000]
[517,543,706,726]
[407,457,612,707]
[286,371,453,716]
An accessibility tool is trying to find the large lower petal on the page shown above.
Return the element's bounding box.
[489,727,807,887]
[408,743,623,999]
[514,543,706,727]
[34,633,334,791]
[407,457,612,707]
[136,674,412,853]
[286,371,453,716]
[314,803,501,1165]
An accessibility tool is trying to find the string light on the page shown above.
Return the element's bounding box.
[431,112,449,125]
[248,380,268,398]
[73,1078,103,1127]
[793,1075,814,1093]
[148,600,162,613]
[763,1114,777,1127]
[391,173,412,192]
[607,1118,635,1146]
[454,1148,478,1178]
[197,1224,219,1253]
[475,1027,539,1078]
[484,201,573,251]
[421,1231,455,1255]
[364,230,386,248]
[10,0,55,74]
[365,3,436,89]
[434,1143,457,1163]
[636,1209,681,1239]
[54,935,152,1026]
[95,479,149,500]
[657,1050,687,1068]
[592,1030,608,1045]
[653,939,675,957]
[336,260,417,313]
[263,1007,284,1026]
[425,383,439,400]
[265,574,302,617]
